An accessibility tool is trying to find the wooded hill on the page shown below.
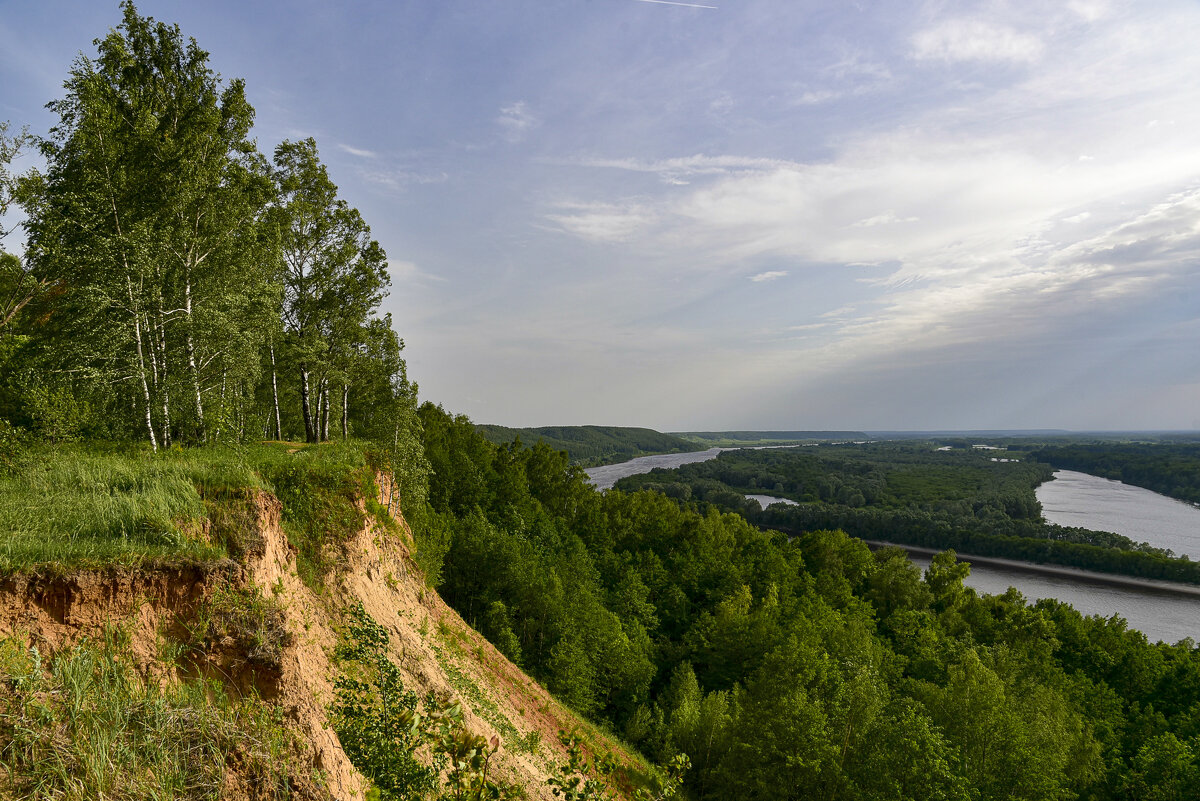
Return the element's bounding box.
[475,424,695,466]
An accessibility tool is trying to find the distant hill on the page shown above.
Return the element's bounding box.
[676,430,869,447]
[475,425,696,466]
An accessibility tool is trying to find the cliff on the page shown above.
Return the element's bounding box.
[0,465,640,800]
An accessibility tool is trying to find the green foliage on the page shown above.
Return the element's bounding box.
[6,4,420,456]
[547,733,618,801]
[0,628,296,799]
[0,416,26,474]
[421,411,1200,801]
[24,383,92,443]
[329,604,514,801]
[331,603,439,800]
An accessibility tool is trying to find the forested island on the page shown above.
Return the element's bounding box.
[5,4,1200,801]
[616,441,1200,584]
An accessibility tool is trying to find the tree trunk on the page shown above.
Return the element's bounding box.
[154,306,171,448]
[215,368,227,441]
[315,376,324,441]
[128,278,158,453]
[183,267,205,441]
[270,342,282,440]
[341,383,349,439]
[321,380,330,442]
[300,363,316,443]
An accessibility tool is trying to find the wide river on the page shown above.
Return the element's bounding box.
[586,455,1200,644]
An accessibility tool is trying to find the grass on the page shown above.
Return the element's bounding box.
[0,440,381,580]
[0,627,298,800]
[0,444,257,573]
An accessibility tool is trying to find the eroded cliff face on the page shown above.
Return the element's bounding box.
[0,481,630,800]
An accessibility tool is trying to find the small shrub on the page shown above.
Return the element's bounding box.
[330,603,516,801]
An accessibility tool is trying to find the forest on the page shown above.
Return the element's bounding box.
[615,443,1200,584]
[6,4,1200,800]
[420,411,1200,800]
[475,424,696,466]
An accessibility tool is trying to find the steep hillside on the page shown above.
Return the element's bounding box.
[0,451,646,800]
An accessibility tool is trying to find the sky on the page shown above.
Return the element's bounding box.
[3,0,1200,432]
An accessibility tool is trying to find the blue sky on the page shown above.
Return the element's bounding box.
[4,0,1200,431]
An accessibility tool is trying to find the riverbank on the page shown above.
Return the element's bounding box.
[864,539,1200,599]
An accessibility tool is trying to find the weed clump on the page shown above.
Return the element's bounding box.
[194,583,292,671]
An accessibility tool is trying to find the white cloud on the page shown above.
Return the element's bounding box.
[337,143,377,158]
[1068,0,1110,22]
[569,153,794,186]
[544,201,653,242]
[794,89,840,106]
[498,101,538,142]
[851,211,920,228]
[750,270,787,282]
[358,166,448,192]
[912,19,1044,64]
[388,260,446,283]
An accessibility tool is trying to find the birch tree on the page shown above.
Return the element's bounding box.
[22,2,273,447]
[270,138,388,443]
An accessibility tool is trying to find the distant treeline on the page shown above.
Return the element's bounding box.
[678,430,868,446]
[474,424,695,466]
[1035,443,1200,505]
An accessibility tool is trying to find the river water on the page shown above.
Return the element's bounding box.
[584,448,726,491]
[1038,470,1200,559]
[586,453,1200,643]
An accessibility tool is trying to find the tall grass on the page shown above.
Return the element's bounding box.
[0,444,265,573]
[0,440,385,579]
[0,628,296,799]
[0,438,398,582]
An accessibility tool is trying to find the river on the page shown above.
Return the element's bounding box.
[584,448,726,491]
[585,453,1200,644]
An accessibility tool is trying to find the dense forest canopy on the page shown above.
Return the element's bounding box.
[419,410,1200,801]
[475,424,696,466]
